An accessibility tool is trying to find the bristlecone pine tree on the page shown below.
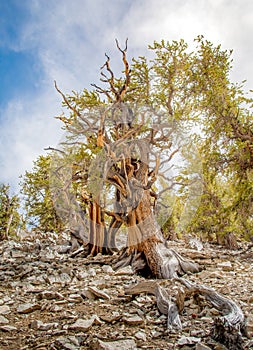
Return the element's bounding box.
[51,39,200,278]
[48,38,248,349]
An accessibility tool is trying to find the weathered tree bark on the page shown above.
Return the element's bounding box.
[113,178,200,278]
[88,199,105,255]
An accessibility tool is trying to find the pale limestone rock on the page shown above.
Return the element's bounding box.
[55,336,81,350]
[0,325,18,332]
[93,338,137,350]
[88,286,110,300]
[30,319,58,331]
[69,315,101,332]
[217,261,233,271]
[178,336,201,345]
[100,311,121,323]
[17,303,41,314]
[0,305,11,315]
[122,315,144,325]
[134,330,147,341]
[102,265,114,274]
[115,266,134,276]
[0,315,9,324]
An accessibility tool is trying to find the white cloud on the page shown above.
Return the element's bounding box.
[0,91,64,190]
[1,0,253,190]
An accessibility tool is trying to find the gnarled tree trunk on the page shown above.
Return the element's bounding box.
[111,155,200,278]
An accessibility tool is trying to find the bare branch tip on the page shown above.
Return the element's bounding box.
[125,38,128,51]
[115,38,128,52]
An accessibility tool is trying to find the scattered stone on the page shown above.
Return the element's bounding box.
[217,261,233,271]
[4,296,13,303]
[188,238,203,251]
[100,312,121,323]
[17,303,41,314]
[30,319,59,331]
[11,250,27,258]
[0,315,9,324]
[38,290,65,300]
[178,336,201,345]
[76,270,89,279]
[47,273,72,284]
[0,237,252,350]
[208,271,223,279]
[200,317,213,323]
[87,268,97,276]
[246,340,253,349]
[102,265,114,274]
[134,330,147,341]
[68,293,83,303]
[122,315,144,325]
[82,289,96,300]
[55,336,82,350]
[0,325,18,332]
[150,330,163,338]
[69,315,101,332]
[88,286,110,300]
[190,329,205,337]
[50,304,64,312]
[92,338,137,350]
[115,266,134,275]
[0,305,11,315]
[69,318,94,332]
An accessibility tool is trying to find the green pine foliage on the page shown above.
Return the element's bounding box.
[0,184,22,239]
[19,37,253,243]
[20,155,64,233]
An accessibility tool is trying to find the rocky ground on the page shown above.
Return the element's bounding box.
[0,233,252,350]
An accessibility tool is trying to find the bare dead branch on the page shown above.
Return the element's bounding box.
[158,182,183,196]
[168,148,180,162]
[115,38,131,101]
[115,38,128,53]
[91,83,113,103]
[99,53,120,101]
[54,81,81,117]
[44,146,66,155]
[54,81,93,129]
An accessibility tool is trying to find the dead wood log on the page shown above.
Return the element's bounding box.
[178,278,246,350]
[155,284,182,331]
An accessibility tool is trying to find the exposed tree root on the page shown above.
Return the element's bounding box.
[125,278,246,350]
[112,240,200,278]
[125,280,182,331]
[178,278,246,350]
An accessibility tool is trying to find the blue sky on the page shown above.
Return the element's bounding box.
[0,0,253,191]
[0,1,41,106]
